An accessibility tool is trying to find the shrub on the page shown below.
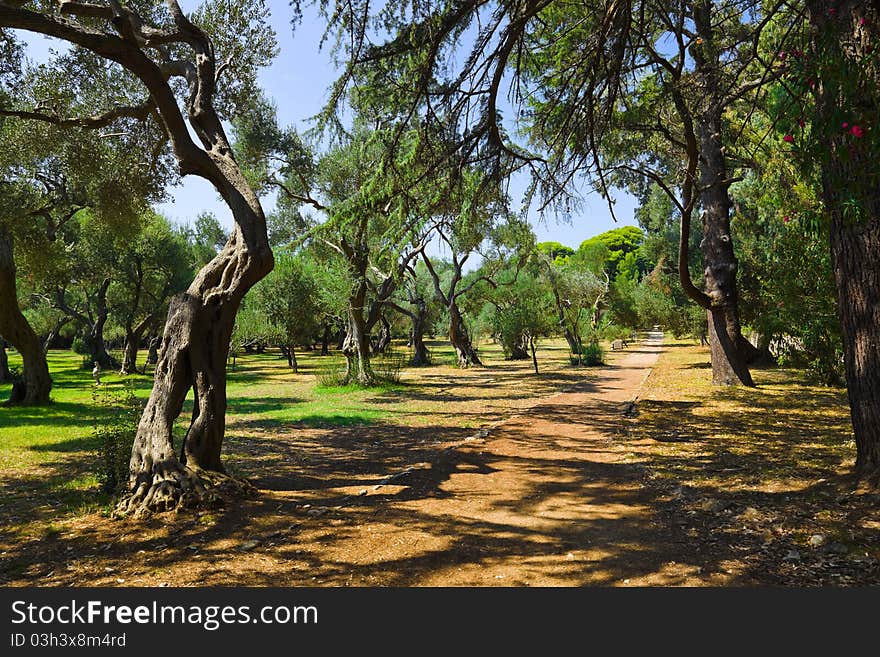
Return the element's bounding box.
[373,350,405,384]
[91,382,143,496]
[315,361,348,388]
[571,341,604,367]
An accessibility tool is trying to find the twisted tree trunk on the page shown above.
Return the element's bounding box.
[120,328,142,375]
[409,300,431,366]
[0,228,52,405]
[0,2,276,514]
[343,283,376,386]
[372,314,392,354]
[146,333,161,365]
[449,303,481,368]
[88,278,117,370]
[43,316,72,354]
[122,177,272,515]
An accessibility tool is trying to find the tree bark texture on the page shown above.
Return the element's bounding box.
[343,280,376,385]
[692,1,755,387]
[675,1,755,387]
[807,0,880,476]
[120,328,141,375]
[449,303,481,368]
[147,333,161,365]
[372,314,392,354]
[409,300,431,366]
[0,228,52,405]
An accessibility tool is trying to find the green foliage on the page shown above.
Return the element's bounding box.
[574,341,604,367]
[91,382,143,496]
[248,249,323,355]
[731,156,843,384]
[486,269,555,360]
[578,226,646,279]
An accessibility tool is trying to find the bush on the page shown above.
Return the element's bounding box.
[315,361,348,388]
[373,350,405,384]
[571,341,604,367]
[72,336,88,356]
[91,382,143,496]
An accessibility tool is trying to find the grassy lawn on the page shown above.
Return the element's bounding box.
[0,337,605,540]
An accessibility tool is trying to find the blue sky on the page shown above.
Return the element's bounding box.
[18,0,638,250]
[155,0,638,249]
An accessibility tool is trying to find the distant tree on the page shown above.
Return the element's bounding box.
[578,227,646,279]
[110,213,193,375]
[249,250,323,372]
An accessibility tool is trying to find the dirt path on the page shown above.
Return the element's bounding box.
[265,334,720,587]
[322,334,711,586]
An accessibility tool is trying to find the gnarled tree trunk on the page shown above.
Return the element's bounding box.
[343,286,376,385]
[43,316,72,354]
[449,303,481,368]
[0,228,52,405]
[372,314,392,354]
[147,333,161,365]
[409,300,431,366]
[120,328,142,375]
[121,178,273,515]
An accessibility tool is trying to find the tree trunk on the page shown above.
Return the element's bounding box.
[321,324,331,356]
[280,345,298,373]
[147,333,161,365]
[508,334,530,360]
[806,0,880,477]
[119,167,273,516]
[43,316,71,354]
[529,335,539,375]
[410,301,431,366]
[84,278,118,370]
[0,338,10,383]
[0,228,52,405]
[343,284,375,385]
[449,303,481,368]
[696,120,754,386]
[120,328,142,375]
[693,3,754,387]
[372,314,391,354]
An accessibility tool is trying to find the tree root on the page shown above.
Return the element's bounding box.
[114,465,256,519]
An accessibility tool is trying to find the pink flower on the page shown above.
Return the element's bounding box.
[860,18,867,26]
[797,118,806,128]
[783,134,794,143]
[851,125,864,137]
[783,216,791,223]
[842,122,849,129]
